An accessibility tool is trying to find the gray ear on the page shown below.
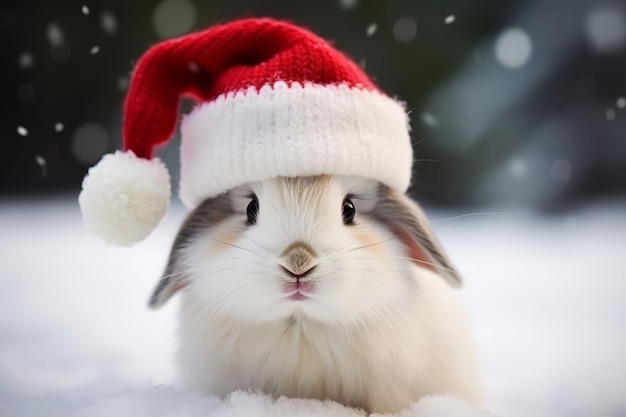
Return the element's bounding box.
[373,185,462,287]
[148,193,234,309]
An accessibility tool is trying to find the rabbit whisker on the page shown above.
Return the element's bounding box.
[186,280,248,332]
[355,255,457,275]
[344,291,382,347]
[207,237,259,254]
[114,267,198,301]
[200,267,237,278]
[436,211,511,222]
[347,238,393,252]
[238,233,269,251]
[357,267,391,278]
[354,269,435,367]
[201,280,254,330]
[356,292,405,356]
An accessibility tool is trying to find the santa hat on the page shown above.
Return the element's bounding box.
[79,17,413,246]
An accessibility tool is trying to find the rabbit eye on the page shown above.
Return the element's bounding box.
[342,198,355,225]
[246,194,259,225]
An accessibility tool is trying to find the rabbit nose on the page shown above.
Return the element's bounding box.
[280,265,317,279]
[280,241,317,279]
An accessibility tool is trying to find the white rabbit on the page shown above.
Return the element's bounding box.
[149,175,484,413]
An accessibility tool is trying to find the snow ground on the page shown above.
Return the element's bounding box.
[0,196,625,417]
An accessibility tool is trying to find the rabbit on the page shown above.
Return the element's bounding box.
[149,175,484,413]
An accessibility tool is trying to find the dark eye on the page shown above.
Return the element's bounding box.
[246,195,259,225]
[342,198,355,225]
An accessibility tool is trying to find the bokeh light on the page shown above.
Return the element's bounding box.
[71,123,110,165]
[392,16,417,44]
[494,28,532,68]
[100,10,118,35]
[153,0,197,39]
[585,7,626,53]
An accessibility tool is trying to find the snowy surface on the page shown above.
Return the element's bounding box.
[1,196,625,417]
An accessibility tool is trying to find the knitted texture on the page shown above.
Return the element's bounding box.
[179,81,411,207]
[123,18,379,159]
[80,17,413,245]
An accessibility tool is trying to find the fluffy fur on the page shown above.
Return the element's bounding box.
[150,175,483,413]
[79,150,170,246]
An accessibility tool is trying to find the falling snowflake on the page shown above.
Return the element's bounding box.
[90,45,100,55]
[393,16,417,43]
[617,97,626,109]
[606,108,616,121]
[55,123,64,132]
[35,155,47,177]
[510,158,527,178]
[82,5,90,15]
[17,126,28,137]
[100,10,118,35]
[421,112,439,127]
[366,23,377,37]
[117,76,129,91]
[47,23,65,47]
[338,0,358,10]
[585,7,626,53]
[71,123,110,164]
[18,52,34,69]
[153,0,197,39]
[445,15,456,24]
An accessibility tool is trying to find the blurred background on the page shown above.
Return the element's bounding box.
[3,0,625,208]
[1,1,626,417]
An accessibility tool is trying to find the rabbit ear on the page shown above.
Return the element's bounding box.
[148,193,233,309]
[373,185,462,287]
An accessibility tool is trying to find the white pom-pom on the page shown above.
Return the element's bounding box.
[78,150,171,246]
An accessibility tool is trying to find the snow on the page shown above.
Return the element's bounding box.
[420,112,439,127]
[338,0,359,11]
[1,197,625,416]
[444,15,456,25]
[100,10,118,35]
[606,108,616,121]
[509,158,527,178]
[1,386,492,417]
[366,23,377,37]
[392,17,417,43]
[34,155,47,178]
[17,126,28,137]
[18,52,34,69]
[46,23,65,47]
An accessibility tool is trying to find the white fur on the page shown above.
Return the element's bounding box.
[78,150,171,246]
[171,176,483,413]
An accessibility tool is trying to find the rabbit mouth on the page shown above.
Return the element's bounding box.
[284,281,314,300]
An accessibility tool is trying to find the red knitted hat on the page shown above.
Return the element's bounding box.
[79,18,412,246]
